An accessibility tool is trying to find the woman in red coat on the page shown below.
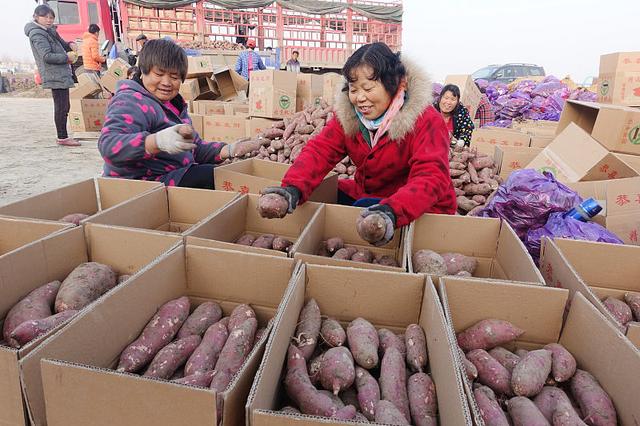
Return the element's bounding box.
[260,42,456,246]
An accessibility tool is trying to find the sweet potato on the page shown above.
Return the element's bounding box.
[254,327,267,345]
[472,156,495,170]
[602,297,633,326]
[511,349,552,397]
[316,241,330,257]
[3,280,60,346]
[405,324,427,373]
[408,372,437,426]
[488,347,520,373]
[319,346,355,395]
[60,213,89,225]
[143,335,201,379]
[507,396,550,426]
[333,247,358,260]
[351,249,373,263]
[294,298,321,360]
[117,296,190,373]
[472,195,487,204]
[533,386,573,422]
[375,400,410,425]
[257,193,289,219]
[378,328,405,358]
[177,302,223,339]
[309,353,324,385]
[331,404,356,420]
[280,406,301,415]
[457,319,524,351]
[457,271,473,277]
[252,234,276,249]
[412,249,447,275]
[321,318,346,347]
[441,252,477,276]
[552,397,588,426]
[543,343,576,383]
[235,234,256,246]
[466,349,513,396]
[376,254,399,267]
[463,183,493,196]
[184,320,229,376]
[55,262,117,312]
[450,161,466,170]
[326,237,345,254]
[380,347,411,422]
[340,387,360,411]
[347,317,379,369]
[319,390,345,408]
[356,214,387,244]
[570,369,617,426]
[473,385,510,426]
[225,304,255,332]
[117,275,131,284]
[450,169,467,177]
[515,349,529,358]
[272,237,293,252]
[355,366,380,420]
[462,351,478,381]
[457,196,480,212]
[214,317,257,378]
[9,310,77,348]
[468,162,480,184]
[173,370,216,387]
[624,292,640,321]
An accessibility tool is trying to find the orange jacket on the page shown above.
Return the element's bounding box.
[81,32,105,71]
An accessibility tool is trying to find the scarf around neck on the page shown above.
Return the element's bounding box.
[354,85,406,148]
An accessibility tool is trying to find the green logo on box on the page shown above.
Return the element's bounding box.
[279,95,291,110]
[72,116,81,125]
[600,81,609,96]
[629,124,640,145]
[538,166,558,177]
[314,98,321,107]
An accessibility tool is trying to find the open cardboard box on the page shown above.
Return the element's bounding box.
[0,178,162,223]
[247,263,472,425]
[494,146,543,180]
[0,217,70,259]
[439,276,640,426]
[35,245,296,426]
[470,128,531,156]
[185,193,322,258]
[86,186,239,236]
[0,224,181,426]
[292,203,407,272]
[540,237,640,349]
[406,214,544,284]
[214,158,339,203]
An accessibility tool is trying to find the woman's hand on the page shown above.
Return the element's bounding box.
[257,186,301,218]
[153,124,196,155]
[356,204,396,246]
[67,51,78,64]
[220,139,260,160]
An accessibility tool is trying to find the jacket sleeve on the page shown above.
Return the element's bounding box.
[53,30,71,51]
[91,44,106,63]
[380,114,454,227]
[257,55,266,70]
[31,32,68,65]
[98,98,152,167]
[235,55,242,73]
[193,136,226,164]
[281,118,347,203]
[454,105,475,145]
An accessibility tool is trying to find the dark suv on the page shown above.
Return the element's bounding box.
[471,63,545,84]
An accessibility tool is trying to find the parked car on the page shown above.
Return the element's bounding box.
[472,63,545,84]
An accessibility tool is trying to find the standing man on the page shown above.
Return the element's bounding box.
[286,50,300,73]
[235,38,265,81]
[82,24,106,75]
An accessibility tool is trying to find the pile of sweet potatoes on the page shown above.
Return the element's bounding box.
[234,233,293,253]
[457,318,617,425]
[449,146,501,216]
[412,250,477,277]
[602,293,640,332]
[315,237,399,267]
[1,262,124,348]
[278,298,437,425]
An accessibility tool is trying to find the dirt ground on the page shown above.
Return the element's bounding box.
[0,97,103,206]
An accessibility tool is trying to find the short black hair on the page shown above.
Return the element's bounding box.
[440,84,461,99]
[292,50,299,55]
[34,4,55,18]
[266,46,272,51]
[138,38,188,81]
[342,42,405,96]
[136,34,148,42]
[88,24,100,34]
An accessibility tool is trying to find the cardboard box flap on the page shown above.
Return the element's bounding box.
[615,153,640,174]
[556,100,602,135]
[167,187,238,225]
[96,178,163,210]
[495,221,545,284]
[602,177,640,216]
[86,188,170,231]
[0,217,69,257]
[0,347,24,426]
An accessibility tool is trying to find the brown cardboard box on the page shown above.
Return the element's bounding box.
[249,70,297,119]
[406,214,545,284]
[526,123,638,183]
[246,117,279,137]
[177,21,194,32]
[322,72,343,105]
[470,127,531,156]
[186,56,214,78]
[615,152,640,173]
[598,51,640,106]
[86,186,238,235]
[0,217,70,258]
[100,58,130,93]
[159,20,177,31]
[494,146,543,180]
[37,245,295,426]
[295,72,323,112]
[68,98,109,132]
[194,100,226,115]
[0,178,162,222]
[439,276,640,426]
[445,74,483,119]
[511,119,558,137]
[247,264,472,425]
[203,114,248,143]
[213,158,339,203]
[292,203,407,272]
[69,72,103,99]
[190,113,204,136]
[185,193,321,258]
[540,237,640,348]
[529,135,554,148]
[0,224,181,426]
[179,78,200,101]
[214,67,247,101]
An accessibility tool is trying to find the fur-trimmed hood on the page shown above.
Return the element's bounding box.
[333,57,433,141]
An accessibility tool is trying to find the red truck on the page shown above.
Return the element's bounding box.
[43,0,402,71]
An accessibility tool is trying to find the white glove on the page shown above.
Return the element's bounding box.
[454,138,465,148]
[155,124,196,155]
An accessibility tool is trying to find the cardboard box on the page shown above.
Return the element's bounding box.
[296,72,324,111]
[179,78,200,101]
[598,52,640,106]
[36,245,295,426]
[439,276,640,426]
[249,70,297,119]
[511,119,558,137]
[0,224,181,426]
[494,146,543,180]
[214,67,247,101]
[246,117,280,137]
[540,237,640,348]
[526,123,638,183]
[186,193,321,258]
[247,263,472,425]
[406,214,545,284]
[214,158,339,203]
[86,186,238,235]
[100,58,130,93]
[616,152,640,173]
[195,100,249,117]
[529,135,554,148]
[322,72,343,105]
[445,74,483,119]
[68,98,109,132]
[69,72,103,99]
[292,203,407,272]
[470,127,531,156]
[186,56,214,78]
[0,217,70,258]
[190,113,203,136]
[0,178,162,222]
[159,19,177,31]
[203,113,248,143]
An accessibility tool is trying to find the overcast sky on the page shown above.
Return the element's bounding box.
[2,0,639,83]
